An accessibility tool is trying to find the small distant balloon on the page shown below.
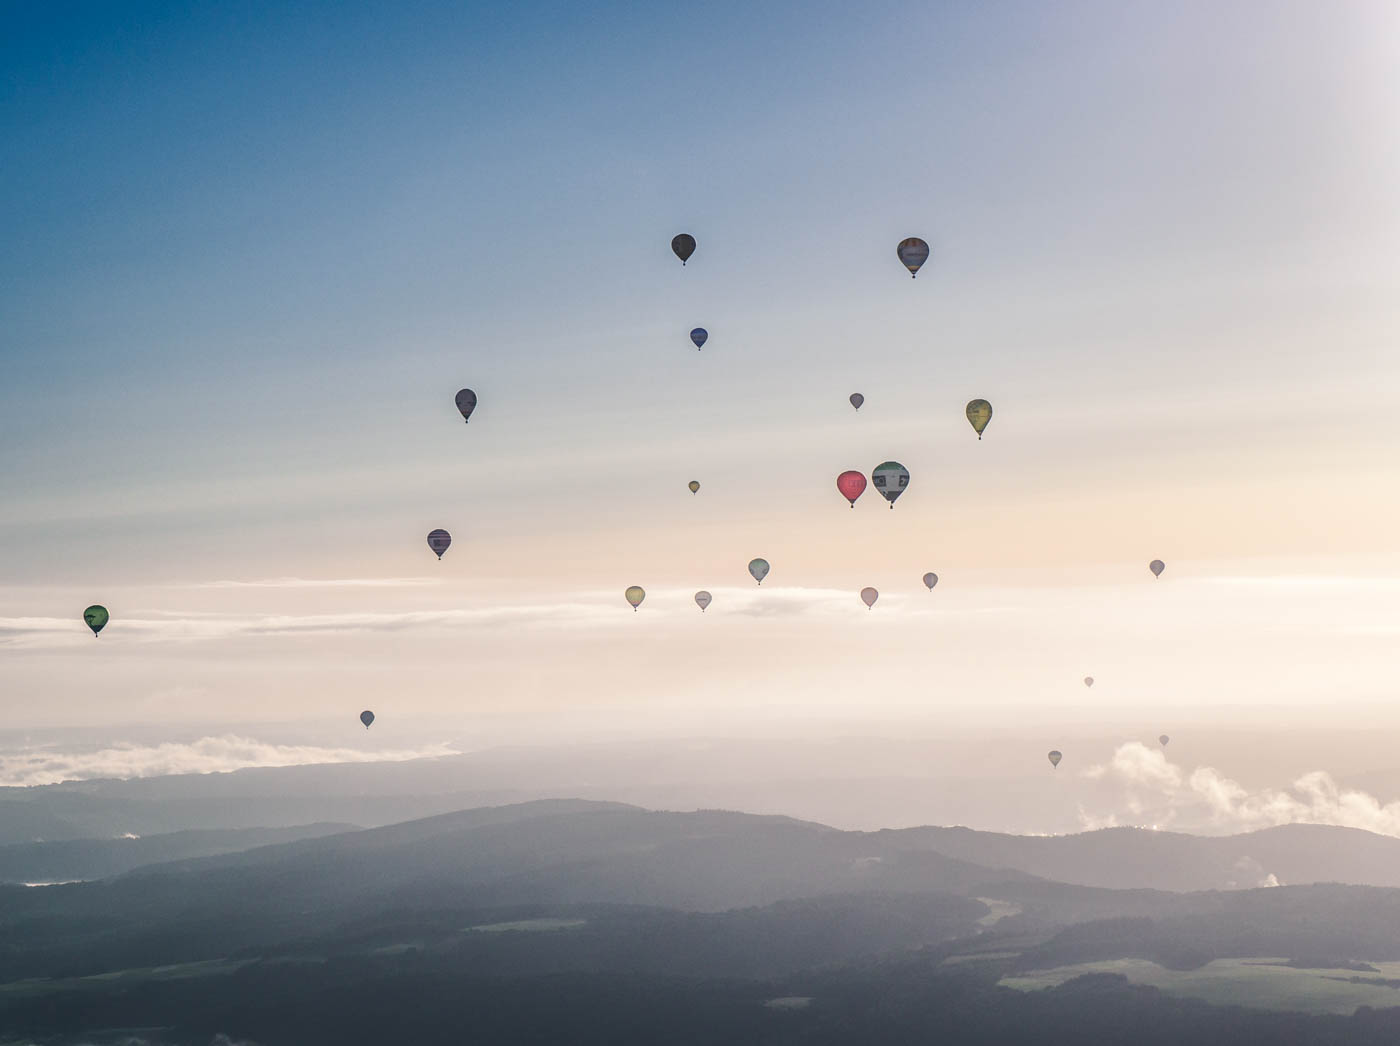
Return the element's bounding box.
[871,461,909,508]
[690,327,708,350]
[1159,734,1170,748]
[860,587,879,609]
[837,470,867,507]
[625,586,646,611]
[672,233,696,265]
[1150,559,1165,578]
[922,572,938,590]
[455,389,477,423]
[1084,676,1094,688]
[748,558,770,585]
[849,393,864,411]
[83,605,109,637]
[688,480,700,494]
[966,399,993,439]
[695,590,712,612]
[1047,750,1063,769]
[427,529,452,559]
[897,237,930,278]
[360,710,375,730]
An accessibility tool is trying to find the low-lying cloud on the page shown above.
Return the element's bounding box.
[0,735,456,788]
[1082,742,1400,837]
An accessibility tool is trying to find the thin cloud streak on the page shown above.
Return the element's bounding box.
[196,577,444,589]
[0,735,457,788]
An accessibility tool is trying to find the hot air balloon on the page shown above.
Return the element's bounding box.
[360,710,375,730]
[966,399,993,439]
[922,572,938,590]
[455,389,477,423]
[1150,559,1165,578]
[625,586,646,611]
[1159,734,1170,748]
[695,591,712,612]
[690,327,707,350]
[748,558,770,585]
[897,237,930,278]
[672,234,696,265]
[860,587,879,609]
[427,529,452,559]
[837,470,867,507]
[849,393,864,411]
[1084,676,1094,688]
[83,605,108,637]
[1047,750,1063,769]
[871,461,909,508]
[688,480,700,494]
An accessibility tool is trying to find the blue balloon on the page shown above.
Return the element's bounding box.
[690,328,708,350]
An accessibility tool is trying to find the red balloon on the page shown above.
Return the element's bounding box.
[837,470,867,507]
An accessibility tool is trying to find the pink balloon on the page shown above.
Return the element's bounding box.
[837,470,867,507]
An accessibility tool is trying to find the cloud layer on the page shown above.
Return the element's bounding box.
[0,735,455,788]
[1082,742,1400,837]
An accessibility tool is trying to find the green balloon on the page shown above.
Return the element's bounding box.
[83,605,109,637]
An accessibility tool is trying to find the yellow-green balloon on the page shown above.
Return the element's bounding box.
[83,605,109,637]
[688,480,700,494]
[966,399,993,439]
[625,586,646,611]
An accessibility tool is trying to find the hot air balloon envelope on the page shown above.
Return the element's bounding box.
[427,529,452,559]
[849,393,864,411]
[672,234,696,265]
[860,587,879,609]
[897,237,930,277]
[1159,734,1171,747]
[625,586,646,610]
[695,590,712,611]
[922,572,938,590]
[1150,559,1165,578]
[966,399,993,439]
[688,480,700,494]
[871,461,909,507]
[455,389,477,423]
[1084,676,1094,687]
[1048,750,1063,768]
[837,470,867,506]
[690,327,707,350]
[360,710,375,729]
[748,558,770,585]
[83,605,108,636]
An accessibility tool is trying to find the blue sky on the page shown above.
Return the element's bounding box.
[2,1,1398,737]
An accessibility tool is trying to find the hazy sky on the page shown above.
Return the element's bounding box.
[3,1,1399,741]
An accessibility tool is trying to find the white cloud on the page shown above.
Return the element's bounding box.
[1082,742,1400,837]
[0,735,456,787]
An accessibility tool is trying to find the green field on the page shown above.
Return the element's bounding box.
[1002,958,1400,1016]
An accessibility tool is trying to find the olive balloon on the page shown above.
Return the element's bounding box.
[966,399,993,439]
